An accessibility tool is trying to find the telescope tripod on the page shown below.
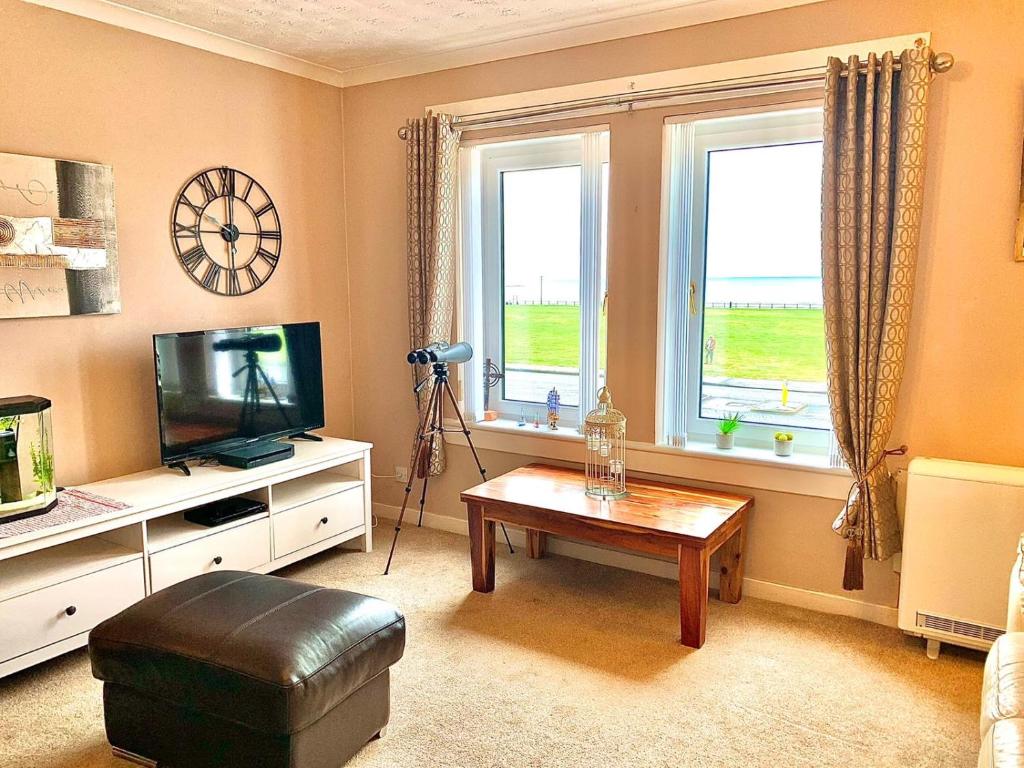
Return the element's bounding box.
[234,349,291,434]
[384,363,513,575]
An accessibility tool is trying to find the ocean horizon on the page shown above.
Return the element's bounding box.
[706,275,822,306]
[504,275,824,306]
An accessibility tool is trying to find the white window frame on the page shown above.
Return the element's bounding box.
[460,129,609,429]
[658,106,830,453]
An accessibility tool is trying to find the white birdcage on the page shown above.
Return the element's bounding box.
[583,387,627,499]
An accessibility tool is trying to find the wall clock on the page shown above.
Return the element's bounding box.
[171,167,281,295]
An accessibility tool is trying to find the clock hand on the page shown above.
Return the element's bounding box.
[227,192,236,268]
[202,212,223,228]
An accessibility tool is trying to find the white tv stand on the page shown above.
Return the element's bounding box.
[0,436,372,679]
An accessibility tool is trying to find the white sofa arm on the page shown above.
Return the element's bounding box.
[1008,536,1024,633]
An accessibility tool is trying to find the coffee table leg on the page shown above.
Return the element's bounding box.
[527,529,547,559]
[468,503,495,593]
[717,521,747,604]
[678,545,709,649]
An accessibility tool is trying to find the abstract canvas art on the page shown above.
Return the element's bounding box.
[0,152,120,319]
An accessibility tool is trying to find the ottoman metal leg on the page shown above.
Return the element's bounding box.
[375,726,389,739]
[111,746,158,767]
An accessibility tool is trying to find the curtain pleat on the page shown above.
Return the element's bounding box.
[405,112,461,477]
[821,48,932,590]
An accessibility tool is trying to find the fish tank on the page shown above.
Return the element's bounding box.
[0,396,57,523]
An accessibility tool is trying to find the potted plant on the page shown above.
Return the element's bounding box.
[716,413,741,450]
[774,431,794,457]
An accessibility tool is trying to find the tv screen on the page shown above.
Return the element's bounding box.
[154,322,325,463]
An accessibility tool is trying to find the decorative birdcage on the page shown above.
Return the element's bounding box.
[583,387,627,500]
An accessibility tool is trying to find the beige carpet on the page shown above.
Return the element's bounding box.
[0,525,983,768]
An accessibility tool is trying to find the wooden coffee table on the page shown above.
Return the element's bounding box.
[460,464,753,648]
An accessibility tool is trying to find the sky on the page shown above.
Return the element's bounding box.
[498,139,823,304]
[705,140,823,279]
[502,165,582,304]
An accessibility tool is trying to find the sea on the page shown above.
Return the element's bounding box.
[505,275,823,307]
[705,276,822,306]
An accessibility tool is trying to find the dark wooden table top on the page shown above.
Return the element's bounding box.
[460,464,752,543]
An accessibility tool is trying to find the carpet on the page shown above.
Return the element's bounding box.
[0,525,983,767]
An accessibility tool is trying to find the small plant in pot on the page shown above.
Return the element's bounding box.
[774,431,794,457]
[716,413,741,450]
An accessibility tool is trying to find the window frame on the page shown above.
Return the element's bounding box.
[460,128,609,429]
[658,105,831,453]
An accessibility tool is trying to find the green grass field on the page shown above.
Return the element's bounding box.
[504,304,826,382]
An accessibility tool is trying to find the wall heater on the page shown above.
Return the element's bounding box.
[899,457,1024,659]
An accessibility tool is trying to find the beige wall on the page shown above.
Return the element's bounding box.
[0,0,353,485]
[343,0,1024,607]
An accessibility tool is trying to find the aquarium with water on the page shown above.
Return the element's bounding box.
[0,396,57,523]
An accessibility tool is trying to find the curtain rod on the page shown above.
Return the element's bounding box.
[397,50,954,139]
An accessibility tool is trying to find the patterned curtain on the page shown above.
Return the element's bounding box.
[821,48,932,590]
[405,112,461,477]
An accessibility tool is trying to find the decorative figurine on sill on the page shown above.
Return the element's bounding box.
[533,412,541,429]
[517,408,527,427]
[546,387,561,430]
[482,357,503,422]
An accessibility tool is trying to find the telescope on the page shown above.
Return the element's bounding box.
[406,341,473,366]
[212,334,282,354]
[388,336,513,574]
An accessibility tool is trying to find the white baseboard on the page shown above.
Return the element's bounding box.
[373,502,898,628]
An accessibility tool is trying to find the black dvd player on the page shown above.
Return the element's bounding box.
[213,440,295,469]
[185,496,268,527]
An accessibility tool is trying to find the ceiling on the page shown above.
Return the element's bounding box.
[27,0,824,85]
[114,0,725,71]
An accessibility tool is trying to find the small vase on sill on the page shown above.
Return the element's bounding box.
[715,412,741,450]
[774,432,794,457]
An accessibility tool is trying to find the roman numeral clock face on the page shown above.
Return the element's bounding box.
[172,167,280,295]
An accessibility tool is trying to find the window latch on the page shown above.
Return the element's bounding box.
[688,282,698,317]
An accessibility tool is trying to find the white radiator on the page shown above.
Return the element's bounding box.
[898,457,1024,658]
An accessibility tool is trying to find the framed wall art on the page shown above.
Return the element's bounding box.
[0,152,120,319]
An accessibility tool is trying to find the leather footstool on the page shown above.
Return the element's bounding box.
[89,571,405,768]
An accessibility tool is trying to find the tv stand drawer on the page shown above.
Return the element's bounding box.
[0,559,145,665]
[150,518,270,592]
[272,488,363,558]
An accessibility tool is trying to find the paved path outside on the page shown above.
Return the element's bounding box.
[501,367,829,431]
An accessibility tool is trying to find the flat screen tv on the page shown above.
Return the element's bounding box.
[154,322,325,464]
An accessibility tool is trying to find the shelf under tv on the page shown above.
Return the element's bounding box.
[0,436,373,680]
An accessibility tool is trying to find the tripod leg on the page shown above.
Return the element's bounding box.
[384,378,441,575]
[416,387,442,528]
[256,363,293,430]
[441,378,515,555]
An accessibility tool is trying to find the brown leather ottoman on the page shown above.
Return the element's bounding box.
[89,571,405,768]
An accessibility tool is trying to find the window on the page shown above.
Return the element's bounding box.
[659,108,829,451]
[461,131,609,428]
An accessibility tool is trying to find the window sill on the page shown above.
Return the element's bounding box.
[446,418,852,500]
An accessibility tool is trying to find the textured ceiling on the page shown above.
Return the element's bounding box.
[111,0,713,72]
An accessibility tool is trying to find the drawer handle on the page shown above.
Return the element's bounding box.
[320,517,329,525]
[213,556,223,565]
[65,605,77,617]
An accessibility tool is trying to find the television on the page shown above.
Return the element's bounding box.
[154,322,325,465]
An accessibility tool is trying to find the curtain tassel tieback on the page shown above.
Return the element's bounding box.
[842,445,908,591]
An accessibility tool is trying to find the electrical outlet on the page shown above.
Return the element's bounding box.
[395,465,410,484]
